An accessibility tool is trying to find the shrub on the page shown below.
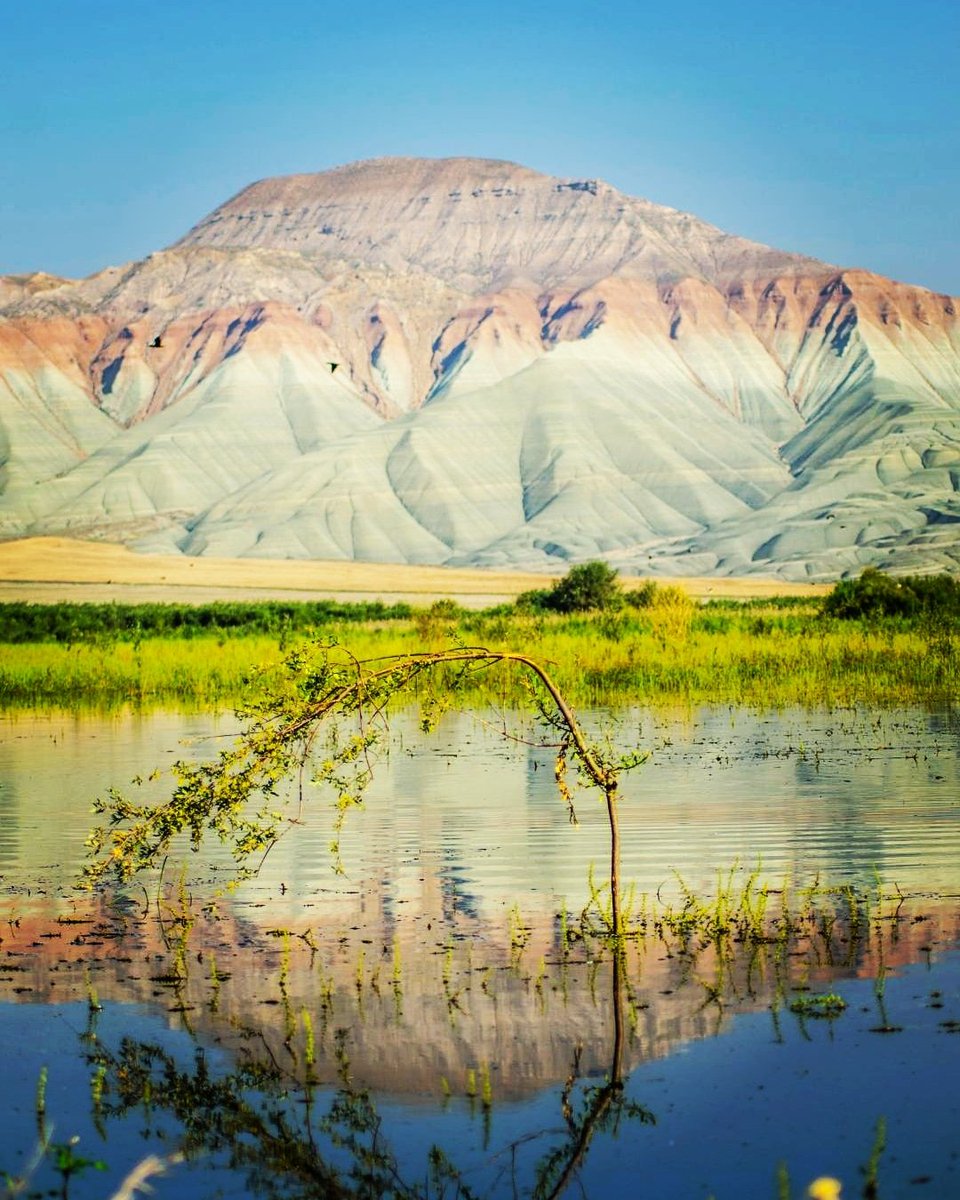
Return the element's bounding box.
[624,581,658,608]
[645,584,695,643]
[514,588,553,613]
[823,569,960,620]
[413,598,465,639]
[539,562,624,613]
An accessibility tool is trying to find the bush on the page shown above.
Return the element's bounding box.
[514,588,553,613]
[516,567,674,615]
[822,569,960,620]
[530,562,624,613]
[413,598,465,639]
[624,581,658,608]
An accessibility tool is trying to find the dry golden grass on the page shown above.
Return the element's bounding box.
[0,536,832,605]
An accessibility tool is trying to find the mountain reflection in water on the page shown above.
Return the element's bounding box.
[0,704,958,1198]
[2,704,960,904]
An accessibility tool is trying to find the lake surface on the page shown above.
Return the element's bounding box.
[1,704,958,1199]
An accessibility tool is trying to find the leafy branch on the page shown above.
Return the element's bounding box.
[83,643,648,935]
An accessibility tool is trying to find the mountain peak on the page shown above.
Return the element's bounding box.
[205,155,591,210]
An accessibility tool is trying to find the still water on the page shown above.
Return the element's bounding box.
[0,704,958,1199]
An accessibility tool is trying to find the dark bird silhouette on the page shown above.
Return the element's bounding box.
[149,335,163,348]
[328,361,339,374]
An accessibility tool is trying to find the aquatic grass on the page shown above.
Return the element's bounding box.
[392,936,403,994]
[620,870,877,979]
[0,636,287,708]
[301,1008,316,1072]
[508,903,531,954]
[83,968,102,1015]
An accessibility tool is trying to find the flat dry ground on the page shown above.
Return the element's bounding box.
[0,537,832,606]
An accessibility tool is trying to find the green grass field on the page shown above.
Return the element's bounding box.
[1,593,955,709]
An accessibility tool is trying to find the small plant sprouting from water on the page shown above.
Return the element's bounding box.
[301,1007,316,1073]
[480,1062,493,1110]
[208,952,221,1012]
[867,938,904,1035]
[508,903,531,954]
[392,936,403,991]
[83,968,102,1015]
[558,905,572,959]
[788,992,847,1019]
[441,938,455,988]
[35,1066,47,1132]
[862,1116,887,1200]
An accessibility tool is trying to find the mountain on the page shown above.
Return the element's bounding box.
[2,156,959,579]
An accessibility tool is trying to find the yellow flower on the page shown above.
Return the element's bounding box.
[807,1178,842,1200]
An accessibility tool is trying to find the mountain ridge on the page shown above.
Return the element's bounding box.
[1,156,958,579]
[174,155,824,292]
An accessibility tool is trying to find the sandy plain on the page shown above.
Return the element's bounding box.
[0,537,832,606]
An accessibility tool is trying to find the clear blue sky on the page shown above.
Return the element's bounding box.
[2,0,957,293]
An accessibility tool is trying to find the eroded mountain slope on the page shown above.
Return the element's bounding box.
[1,157,958,577]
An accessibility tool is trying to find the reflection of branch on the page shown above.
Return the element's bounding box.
[533,951,653,1200]
[92,1040,355,1200]
[79,942,655,1200]
[109,1153,184,1200]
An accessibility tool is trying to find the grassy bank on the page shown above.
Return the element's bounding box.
[1,598,956,709]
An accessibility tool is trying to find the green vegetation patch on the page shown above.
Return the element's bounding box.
[822,568,960,620]
[0,598,413,643]
[1,566,958,709]
[788,992,848,1018]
